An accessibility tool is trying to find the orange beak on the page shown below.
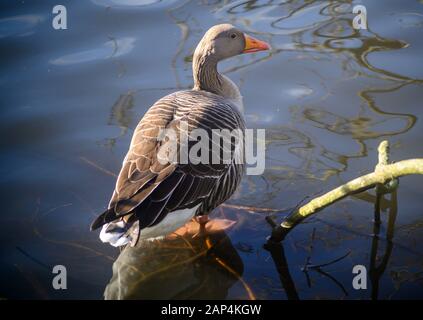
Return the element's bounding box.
[243,34,270,53]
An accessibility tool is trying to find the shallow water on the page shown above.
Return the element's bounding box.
[1,0,423,299]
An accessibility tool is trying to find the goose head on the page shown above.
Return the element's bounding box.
[194,23,270,61]
[193,24,270,103]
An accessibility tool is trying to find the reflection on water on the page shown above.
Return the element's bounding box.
[1,0,423,299]
[0,14,44,38]
[50,37,136,66]
[105,228,245,299]
[91,0,169,8]
[101,91,135,149]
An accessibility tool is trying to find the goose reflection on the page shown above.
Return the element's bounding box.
[104,219,244,300]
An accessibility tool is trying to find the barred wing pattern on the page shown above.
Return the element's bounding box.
[90,90,245,234]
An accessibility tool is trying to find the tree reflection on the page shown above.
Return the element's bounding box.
[370,190,397,300]
[264,187,399,300]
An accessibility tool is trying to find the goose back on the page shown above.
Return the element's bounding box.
[91,89,245,232]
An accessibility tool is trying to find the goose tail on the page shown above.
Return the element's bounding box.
[99,220,133,247]
[90,208,136,247]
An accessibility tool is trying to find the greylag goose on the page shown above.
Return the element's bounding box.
[90,24,270,246]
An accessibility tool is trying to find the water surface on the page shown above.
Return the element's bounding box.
[1,0,423,299]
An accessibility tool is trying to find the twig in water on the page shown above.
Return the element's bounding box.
[303,251,351,270]
[301,250,350,296]
[314,268,348,297]
[221,203,285,213]
[79,156,118,178]
[16,246,51,270]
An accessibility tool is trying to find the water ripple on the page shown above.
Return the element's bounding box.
[50,37,136,66]
[0,14,44,39]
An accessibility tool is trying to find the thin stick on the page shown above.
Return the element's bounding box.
[221,203,284,213]
[79,156,118,178]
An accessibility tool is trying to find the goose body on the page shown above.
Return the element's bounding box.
[91,24,270,246]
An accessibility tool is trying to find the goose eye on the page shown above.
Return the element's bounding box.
[230,33,237,39]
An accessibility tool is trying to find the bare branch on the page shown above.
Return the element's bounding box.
[269,140,423,242]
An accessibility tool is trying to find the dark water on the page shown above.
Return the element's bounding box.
[1,0,423,299]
